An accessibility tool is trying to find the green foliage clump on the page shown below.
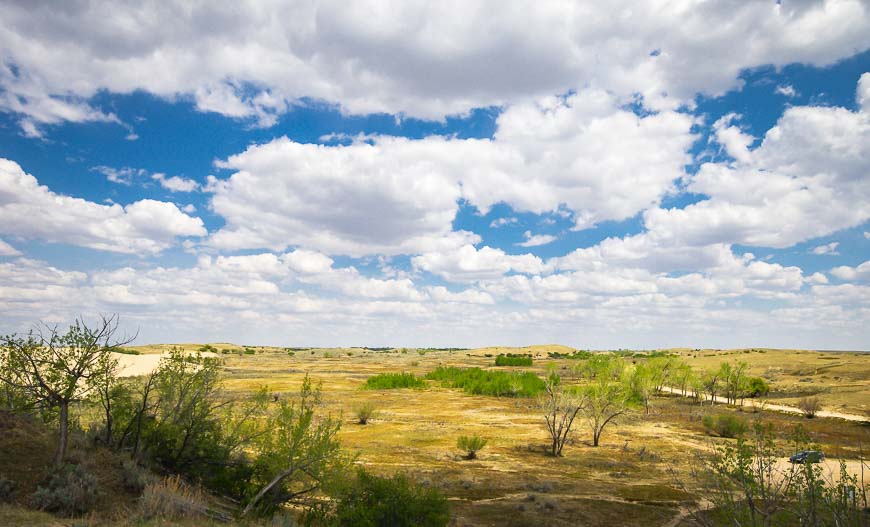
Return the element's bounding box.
[325,469,449,527]
[456,435,488,459]
[424,367,545,398]
[243,347,256,355]
[0,475,16,502]
[32,464,100,516]
[107,345,140,355]
[494,354,533,367]
[697,423,868,525]
[746,376,770,397]
[363,373,425,390]
[547,350,592,360]
[702,413,748,438]
[197,344,217,353]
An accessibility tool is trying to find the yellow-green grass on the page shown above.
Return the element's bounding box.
[670,348,870,415]
[211,346,869,526]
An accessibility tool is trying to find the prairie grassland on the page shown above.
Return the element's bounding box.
[671,348,870,414]
[208,345,869,527]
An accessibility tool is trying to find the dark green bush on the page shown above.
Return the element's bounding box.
[32,464,100,515]
[107,345,140,355]
[547,350,592,360]
[746,377,770,397]
[326,469,449,527]
[0,475,16,502]
[363,373,425,390]
[494,354,533,367]
[424,367,545,397]
[702,414,748,438]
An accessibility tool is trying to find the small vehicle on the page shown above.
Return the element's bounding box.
[789,450,825,464]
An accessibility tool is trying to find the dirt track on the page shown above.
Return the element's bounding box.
[660,386,869,423]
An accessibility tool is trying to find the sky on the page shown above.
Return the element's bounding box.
[0,1,868,350]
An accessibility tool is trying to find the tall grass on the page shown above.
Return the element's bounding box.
[138,475,209,521]
[363,372,426,390]
[424,367,545,397]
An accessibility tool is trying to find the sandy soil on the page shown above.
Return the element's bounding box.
[113,351,217,377]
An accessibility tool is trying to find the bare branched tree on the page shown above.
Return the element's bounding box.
[0,314,134,465]
[540,372,585,457]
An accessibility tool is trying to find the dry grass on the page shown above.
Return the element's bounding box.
[209,346,866,526]
[69,344,869,526]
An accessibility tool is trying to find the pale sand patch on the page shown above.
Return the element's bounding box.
[112,352,217,377]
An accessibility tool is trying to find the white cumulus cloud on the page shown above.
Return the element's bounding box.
[0,159,206,254]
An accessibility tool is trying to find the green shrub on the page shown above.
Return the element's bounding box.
[354,402,379,424]
[243,348,256,355]
[456,435,488,459]
[328,469,449,527]
[547,350,592,360]
[746,377,770,397]
[32,464,100,515]
[494,354,533,367]
[0,475,16,502]
[107,345,140,355]
[702,414,748,438]
[363,373,426,390]
[197,344,218,353]
[122,459,148,493]
[424,367,545,398]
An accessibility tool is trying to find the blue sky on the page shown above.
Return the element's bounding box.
[0,1,868,349]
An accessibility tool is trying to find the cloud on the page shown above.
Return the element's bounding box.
[208,136,476,256]
[811,242,840,255]
[643,85,870,249]
[207,89,695,255]
[490,216,518,228]
[92,165,147,185]
[516,230,557,247]
[711,113,753,163]
[830,260,870,282]
[151,173,199,192]
[775,84,797,97]
[0,1,867,132]
[858,72,870,112]
[412,244,543,282]
[0,158,206,254]
[0,239,21,257]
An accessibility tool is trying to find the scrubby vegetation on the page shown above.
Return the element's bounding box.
[456,435,488,460]
[679,423,870,526]
[799,396,822,418]
[363,372,426,390]
[547,349,593,360]
[425,366,545,397]
[354,402,379,424]
[2,318,867,526]
[494,353,533,366]
[31,464,100,516]
[702,413,749,438]
[324,469,449,527]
